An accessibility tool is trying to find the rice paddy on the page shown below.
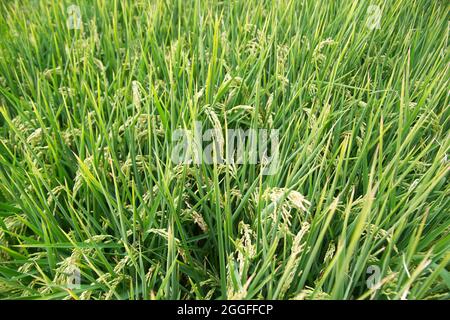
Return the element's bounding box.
[0,0,449,300]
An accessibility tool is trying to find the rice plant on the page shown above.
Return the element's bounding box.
[0,0,448,300]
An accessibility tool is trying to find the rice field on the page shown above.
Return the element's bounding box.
[0,0,449,300]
